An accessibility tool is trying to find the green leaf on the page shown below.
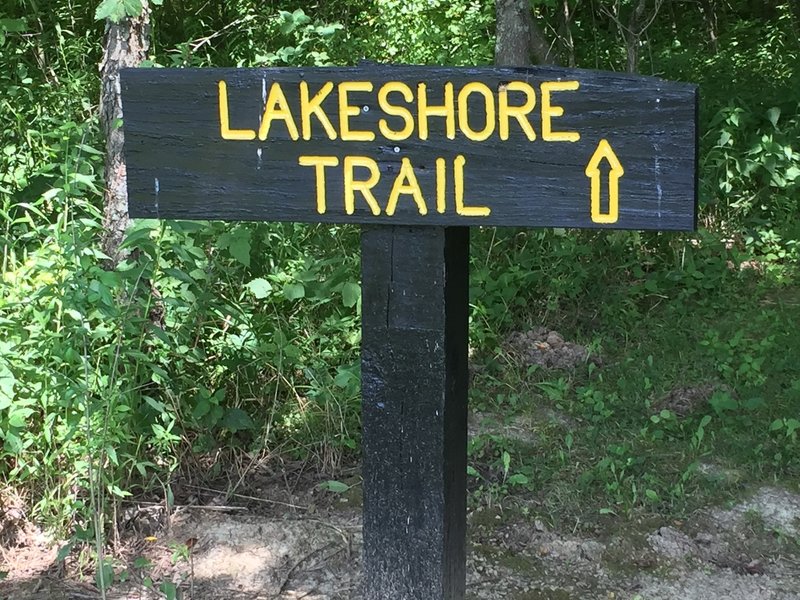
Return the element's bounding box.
[3,432,21,453]
[341,282,360,308]
[159,580,178,600]
[645,489,660,502]
[466,465,479,477]
[106,445,119,466]
[709,391,738,414]
[320,480,349,493]
[292,9,311,25]
[786,166,800,182]
[766,107,780,128]
[246,278,272,299]
[109,484,132,498]
[192,398,211,420]
[0,18,27,33]
[283,283,305,300]
[56,542,74,563]
[317,24,342,36]
[221,408,255,432]
[95,0,143,23]
[278,11,297,34]
[8,409,31,429]
[502,450,511,475]
[0,364,14,410]
[507,473,529,485]
[144,396,167,413]
[770,419,784,431]
[333,366,359,388]
[218,228,252,267]
[96,559,114,590]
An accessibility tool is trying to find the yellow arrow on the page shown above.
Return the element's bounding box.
[585,139,624,224]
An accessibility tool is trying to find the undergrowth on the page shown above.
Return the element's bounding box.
[0,0,799,572]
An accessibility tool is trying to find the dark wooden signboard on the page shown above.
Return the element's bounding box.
[121,66,698,230]
[120,65,698,600]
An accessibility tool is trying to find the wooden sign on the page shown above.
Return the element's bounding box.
[121,66,698,230]
[121,64,699,600]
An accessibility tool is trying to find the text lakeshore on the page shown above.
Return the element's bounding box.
[121,66,698,230]
[220,78,584,219]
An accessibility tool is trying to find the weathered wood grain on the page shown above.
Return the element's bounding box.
[121,66,697,230]
[361,226,469,599]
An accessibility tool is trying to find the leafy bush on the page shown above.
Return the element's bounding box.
[2,0,800,538]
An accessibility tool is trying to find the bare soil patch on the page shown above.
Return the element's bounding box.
[2,482,799,599]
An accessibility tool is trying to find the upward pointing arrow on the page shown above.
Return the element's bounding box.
[585,139,624,224]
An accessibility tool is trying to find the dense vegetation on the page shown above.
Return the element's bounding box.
[1,0,799,578]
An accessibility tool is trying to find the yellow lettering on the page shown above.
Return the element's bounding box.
[339,82,375,141]
[499,81,537,141]
[258,82,299,141]
[457,82,495,142]
[344,156,381,215]
[218,80,256,140]
[385,158,428,216]
[378,82,414,141]
[436,157,446,214]
[454,155,490,216]
[300,82,337,141]
[298,156,339,214]
[541,80,580,142]
[418,82,455,140]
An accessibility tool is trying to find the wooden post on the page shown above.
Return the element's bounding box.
[361,225,469,599]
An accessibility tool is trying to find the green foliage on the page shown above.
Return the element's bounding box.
[95,0,144,22]
[468,434,534,505]
[95,0,163,23]
[3,0,800,549]
[374,0,494,65]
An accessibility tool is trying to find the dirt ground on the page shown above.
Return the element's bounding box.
[2,477,799,600]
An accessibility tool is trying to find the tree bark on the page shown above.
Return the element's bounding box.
[495,0,556,66]
[100,2,151,265]
[626,0,648,73]
[698,0,720,53]
[559,0,576,67]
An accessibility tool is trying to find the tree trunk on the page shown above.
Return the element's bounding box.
[495,0,531,66]
[560,0,576,67]
[529,17,556,65]
[625,0,648,73]
[100,2,151,265]
[698,0,719,53]
[495,0,556,66]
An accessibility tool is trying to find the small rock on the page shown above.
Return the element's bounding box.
[503,328,600,371]
[744,559,766,575]
[695,532,715,545]
[546,332,564,349]
[647,526,697,559]
[579,540,605,562]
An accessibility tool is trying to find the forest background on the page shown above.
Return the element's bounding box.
[1,0,799,585]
